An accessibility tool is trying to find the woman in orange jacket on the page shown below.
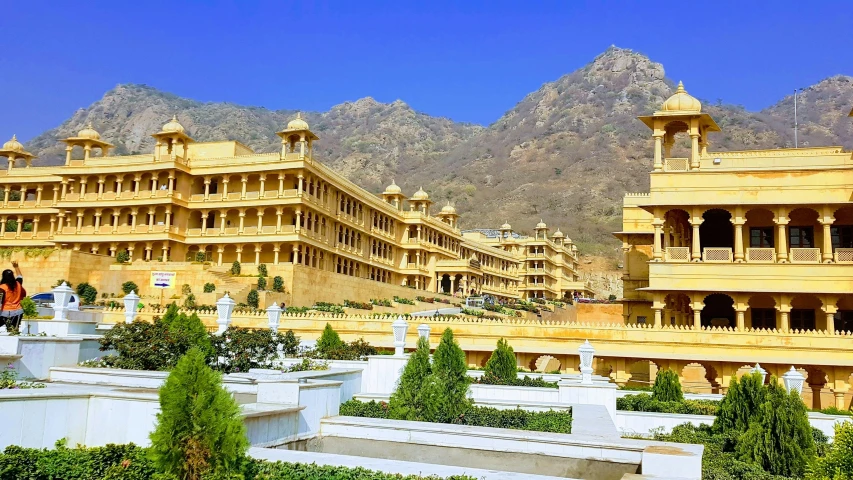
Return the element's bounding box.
[0,260,26,330]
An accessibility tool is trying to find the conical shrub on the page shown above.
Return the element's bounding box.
[483,338,517,385]
[651,368,684,402]
[389,336,432,420]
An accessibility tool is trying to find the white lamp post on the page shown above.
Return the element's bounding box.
[578,340,595,385]
[751,363,767,384]
[392,316,409,356]
[781,366,805,396]
[216,293,236,334]
[266,304,282,332]
[123,290,140,324]
[417,323,430,342]
[52,282,74,322]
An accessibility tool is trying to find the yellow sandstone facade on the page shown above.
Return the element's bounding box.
[615,83,853,407]
[0,115,592,302]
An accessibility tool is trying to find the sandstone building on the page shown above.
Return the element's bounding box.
[0,115,593,302]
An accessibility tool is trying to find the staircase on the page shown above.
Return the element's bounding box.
[205,267,254,303]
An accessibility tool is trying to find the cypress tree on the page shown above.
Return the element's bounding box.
[714,372,767,434]
[149,348,248,480]
[389,336,432,420]
[651,368,684,403]
[422,328,470,423]
[736,379,815,477]
[316,323,344,354]
[483,338,518,385]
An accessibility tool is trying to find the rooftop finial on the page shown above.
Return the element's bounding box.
[676,81,686,93]
[296,112,303,119]
[11,134,16,141]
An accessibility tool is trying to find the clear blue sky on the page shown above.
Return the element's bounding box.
[2,0,851,141]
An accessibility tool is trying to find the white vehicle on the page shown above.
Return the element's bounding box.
[29,292,80,311]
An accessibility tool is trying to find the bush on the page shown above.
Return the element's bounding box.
[312,302,345,314]
[344,299,373,310]
[246,289,259,308]
[460,307,484,317]
[652,368,684,402]
[316,323,344,353]
[343,400,571,434]
[183,293,196,309]
[477,374,559,389]
[194,251,206,262]
[416,296,434,303]
[21,297,38,319]
[421,328,470,423]
[203,283,216,293]
[808,421,853,479]
[393,296,415,305]
[0,443,475,479]
[736,380,815,477]
[121,281,139,295]
[482,338,518,385]
[280,330,300,356]
[616,393,720,416]
[714,372,767,434]
[230,261,241,275]
[257,263,268,277]
[210,326,282,374]
[116,250,130,263]
[76,282,98,305]
[181,284,192,295]
[52,279,72,288]
[390,336,433,421]
[272,276,284,292]
[149,348,248,479]
[370,298,392,307]
[257,276,267,291]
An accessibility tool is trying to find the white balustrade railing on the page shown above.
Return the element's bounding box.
[790,248,820,264]
[746,247,775,263]
[702,247,733,263]
[665,247,690,262]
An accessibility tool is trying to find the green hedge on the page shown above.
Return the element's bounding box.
[617,393,720,416]
[476,374,559,389]
[0,443,475,479]
[340,400,571,434]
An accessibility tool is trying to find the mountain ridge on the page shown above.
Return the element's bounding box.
[20,47,853,256]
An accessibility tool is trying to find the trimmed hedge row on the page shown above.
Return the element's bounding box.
[340,399,571,434]
[0,443,476,480]
[617,393,720,416]
[476,374,559,389]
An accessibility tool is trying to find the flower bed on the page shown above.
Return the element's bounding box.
[344,300,373,310]
[341,399,571,434]
[0,443,476,480]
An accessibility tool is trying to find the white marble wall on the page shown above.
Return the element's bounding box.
[361,355,408,396]
[468,384,560,404]
[1,337,82,380]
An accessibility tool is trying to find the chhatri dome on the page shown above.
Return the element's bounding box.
[77,123,101,140]
[536,220,548,229]
[2,135,24,153]
[287,112,310,131]
[552,228,565,239]
[383,180,402,195]
[500,222,512,230]
[161,115,185,134]
[440,203,457,215]
[411,187,430,201]
[661,81,701,113]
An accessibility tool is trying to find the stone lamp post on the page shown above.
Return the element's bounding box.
[417,324,430,342]
[578,340,595,385]
[781,366,805,395]
[266,304,282,332]
[751,363,767,384]
[52,282,74,322]
[216,293,236,334]
[392,316,409,356]
[123,290,140,323]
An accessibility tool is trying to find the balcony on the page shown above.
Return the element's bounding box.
[665,247,827,265]
[648,261,853,294]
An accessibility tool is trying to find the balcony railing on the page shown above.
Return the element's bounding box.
[835,248,853,263]
[790,247,821,264]
[746,247,775,263]
[702,247,733,263]
[664,157,689,172]
[665,247,690,262]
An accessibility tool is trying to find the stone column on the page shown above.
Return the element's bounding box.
[820,216,835,263]
[238,211,245,234]
[257,213,263,231]
[201,212,208,235]
[217,247,224,266]
[219,213,227,235]
[222,179,229,200]
[652,218,663,261]
[254,245,261,265]
[52,185,59,206]
[298,174,304,196]
[276,208,282,232]
[133,175,141,198]
[779,301,791,332]
[653,134,663,172]
[15,216,22,238]
[235,246,243,263]
[259,174,266,197]
[732,218,745,263]
[690,218,703,262]
[76,212,83,233]
[690,133,700,170]
[775,215,789,263]
[273,246,280,264]
[94,211,102,231]
[241,175,248,199]
[97,177,105,199]
[736,306,747,331]
[278,173,285,196]
[49,217,56,238]
[130,209,138,232]
[204,178,211,200]
[36,186,43,205]
[823,304,838,334]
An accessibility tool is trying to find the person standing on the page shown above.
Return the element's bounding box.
[0,261,26,331]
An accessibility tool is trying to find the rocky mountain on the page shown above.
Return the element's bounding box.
[21,47,853,257]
